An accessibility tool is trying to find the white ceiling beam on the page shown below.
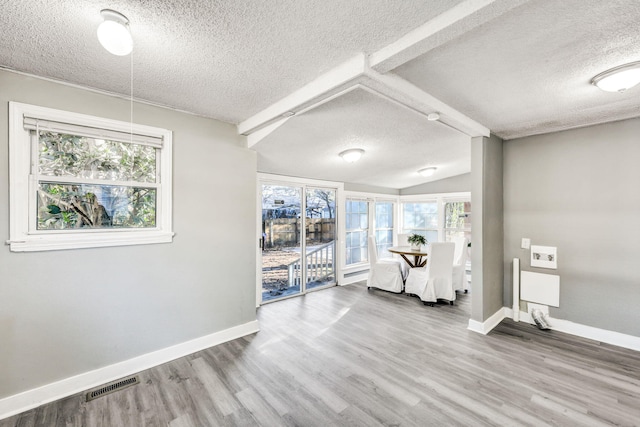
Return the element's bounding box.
[238,53,366,135]
[247,117,290,148]
[247,85,363,147]
[362,69,489,137]
[239,1,509,139]
[369,0,531,74]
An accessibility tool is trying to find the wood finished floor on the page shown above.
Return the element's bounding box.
[3,282,640,427]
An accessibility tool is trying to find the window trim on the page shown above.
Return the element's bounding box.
[399,192,470,243]
[374,200,395,259]
[8,102,174,252]
[400,199,439,240]
[344,197,370,266]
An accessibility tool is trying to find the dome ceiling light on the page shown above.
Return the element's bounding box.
[97,9,133,56]
[418,167,437,177]
[339,149,364,163]
[591,61,640,93]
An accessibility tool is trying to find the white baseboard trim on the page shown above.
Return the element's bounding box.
[467,307,508,335]
[0,320,260,421]
[503,308,640,352]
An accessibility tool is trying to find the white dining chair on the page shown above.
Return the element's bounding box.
[452,236,469,293]
[404,242,455,305]
[367,236,404,293]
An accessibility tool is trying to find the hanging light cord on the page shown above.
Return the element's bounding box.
[130,46,134,143]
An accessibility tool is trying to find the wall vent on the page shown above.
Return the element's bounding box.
[86,375,140,401]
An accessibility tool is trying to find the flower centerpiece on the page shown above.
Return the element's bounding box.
[407,233,427,250]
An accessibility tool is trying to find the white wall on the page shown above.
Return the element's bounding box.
[503,118,640,337]
[400,173,471,195]
[0,70,257,399]
[344,182,400,195]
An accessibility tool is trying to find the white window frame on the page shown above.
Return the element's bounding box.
[345,196,371,266]
[373,199,396,259]
[399,198,439,242]
[8,102,174,252]
[443,198,472,242]
[342,191,401,272]
[399,192,470,243]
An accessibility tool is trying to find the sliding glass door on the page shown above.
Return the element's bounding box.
[305,187,336,291]
[261,184,303,302]
[260,183,337,303]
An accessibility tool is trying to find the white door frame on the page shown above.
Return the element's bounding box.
[256,173,343,307]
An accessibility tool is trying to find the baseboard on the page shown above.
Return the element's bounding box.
[0,320,260,421]
[467,307,508,335]
[503,308,640,352]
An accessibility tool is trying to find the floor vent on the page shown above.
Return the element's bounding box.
[86,375,140,401]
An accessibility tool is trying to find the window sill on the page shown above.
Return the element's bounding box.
[7,230,175,252]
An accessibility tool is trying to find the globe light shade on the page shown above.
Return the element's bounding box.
[339,148,364,163]
[97,9,133,56]
[591,62,640,93]
[418,167,437,177]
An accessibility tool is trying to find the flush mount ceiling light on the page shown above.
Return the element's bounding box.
[97,9,133,56]
[427,112,440,121]
[339,148,364,163]
[591,61,640,93]
[418,167,437,177]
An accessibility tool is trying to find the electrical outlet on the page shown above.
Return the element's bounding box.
[521,238,530,249]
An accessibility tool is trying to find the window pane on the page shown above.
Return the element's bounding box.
[425,230,438,243]
[376,230,393,259]
[402,202,437,238]
[359,213,368,229]
[347,231,354,246]
[350,248,359,263]
[38,131,156,183]
[37,182,156,230]
[350,214,360,230]
[445,201,471,229]
[345,199,369,265]
[375,202,393,228]
[425,213,438,228]
[376,230,390,245]
[403,210,415,229]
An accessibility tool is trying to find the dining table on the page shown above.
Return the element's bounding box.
[387,245,429,268]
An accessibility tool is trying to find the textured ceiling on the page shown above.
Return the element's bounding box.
[393,0,640,139]
[254,88,470,189]
[0,0,460,123]
[1,0,639,190]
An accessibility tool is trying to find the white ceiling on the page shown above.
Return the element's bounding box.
[1,0,639,190]
[255,88,471,189]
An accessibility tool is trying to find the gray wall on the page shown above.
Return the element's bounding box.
[0,70,257,399]
[400,173,471,195]
[343,182,400,195]
[503,118,640,337]
[471,134,504,322]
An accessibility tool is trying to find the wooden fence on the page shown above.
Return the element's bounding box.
[263,218,335,248]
